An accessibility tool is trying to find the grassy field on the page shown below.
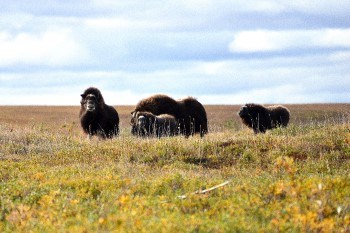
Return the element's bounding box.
[0,104,349,232]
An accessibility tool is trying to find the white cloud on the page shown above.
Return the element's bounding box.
[2,50,349,105]
[285,0,350,15]
[0,29,88,67]
[84,17,168,31]
[320,29,350,47]
[229,29,350,53]
[198,84,303,104]
[329,51,350,62]
[1,1,350,105]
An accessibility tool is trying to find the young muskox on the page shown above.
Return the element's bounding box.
[79,87,119,138]
[238,103,290,134]
[131,111,179,137]
[131,94,208,137]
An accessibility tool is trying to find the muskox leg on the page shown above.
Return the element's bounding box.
[181,119,192,138]
[177,125,181,136]
[95,123,109,139]
[200,126,205,138]
[157,125,166,138]
[99,129,107,139]
[88,125,93,139]
[190,118,195,136]
[115,126,119,136]
[155,125,161,138]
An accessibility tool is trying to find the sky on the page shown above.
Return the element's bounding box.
[0,0,350,105]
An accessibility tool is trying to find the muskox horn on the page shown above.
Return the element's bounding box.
[131,111,137,118]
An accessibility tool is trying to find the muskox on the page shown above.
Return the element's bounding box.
[238,103,290,133]
[131,94,208,137]
[131,111,179,137]
[79,87,119,138]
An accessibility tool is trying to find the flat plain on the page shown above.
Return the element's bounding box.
[0,104,349,232]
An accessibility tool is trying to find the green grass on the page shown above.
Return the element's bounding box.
[0,106,350,232]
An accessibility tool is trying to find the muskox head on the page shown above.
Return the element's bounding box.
[130,111,156,136]
[81,94,98,112]
[80,87,104,113]
[238,105,250,118]
[238,104,261,133]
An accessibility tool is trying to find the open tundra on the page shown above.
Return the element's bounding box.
[0,104,349,232]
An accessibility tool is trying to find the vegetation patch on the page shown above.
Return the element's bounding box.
[0,105,349,232]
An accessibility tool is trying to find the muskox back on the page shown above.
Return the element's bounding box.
[79,87,119,138]
[133,94,180,117]
[267,105,290,128]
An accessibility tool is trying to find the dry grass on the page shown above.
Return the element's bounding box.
[0,104,349,232]
[1,103,348,133]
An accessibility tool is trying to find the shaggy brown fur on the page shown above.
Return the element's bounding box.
[131,94,208,137]
[238,103,290,133]
[79,87,119,138]
[177,97,208,137]
[267,105,290,128]
[131,111,179,137]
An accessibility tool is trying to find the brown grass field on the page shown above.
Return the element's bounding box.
[1,104,349,135]
[0,104,349,232]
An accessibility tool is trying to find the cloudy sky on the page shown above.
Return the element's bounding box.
[0,0,349,105]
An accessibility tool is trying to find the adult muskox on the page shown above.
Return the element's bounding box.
[131,94,208,137]
[79,87,119,138]
[177,97,208,137]
[238,103,290,134]
[131,111,179,137]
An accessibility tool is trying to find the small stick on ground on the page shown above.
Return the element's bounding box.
[178,180,231,200]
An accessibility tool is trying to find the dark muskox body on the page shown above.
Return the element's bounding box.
[238,103,290,134]
[79,87,119,138]
[133,94,180,116]
[132,111,179,137]
[131,94,208,137]
[267,105,290,128]
[177,97,208,137]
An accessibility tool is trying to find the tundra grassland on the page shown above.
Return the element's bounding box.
[0,104,349,232]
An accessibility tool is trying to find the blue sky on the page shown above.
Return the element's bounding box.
[0,0,349,105]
